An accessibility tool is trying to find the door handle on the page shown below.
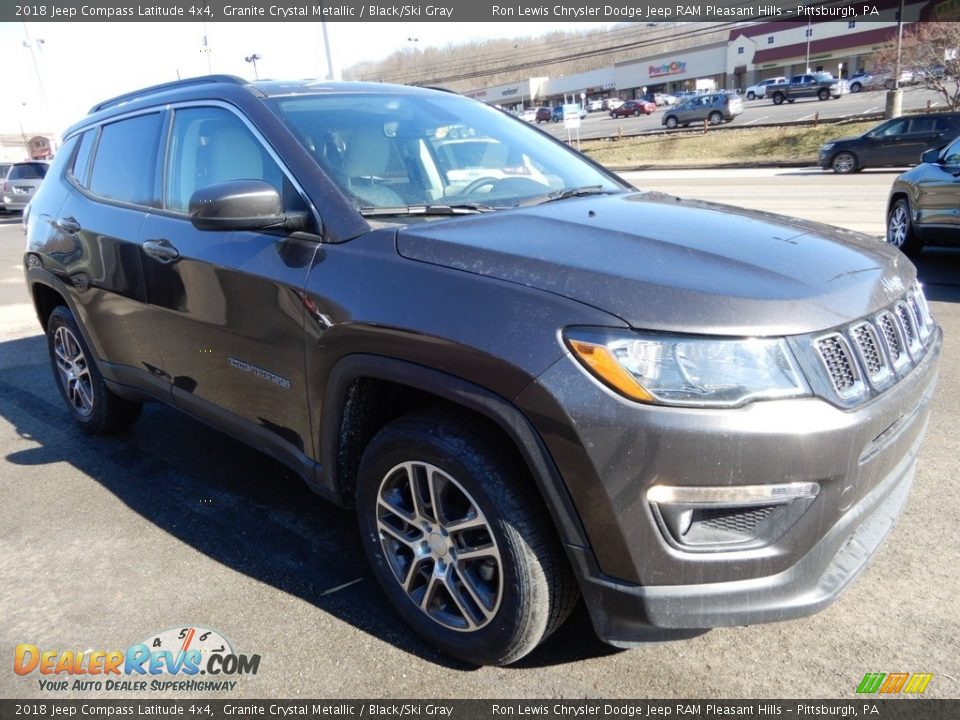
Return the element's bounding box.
[54,217,81,234]
[142,239,180,262]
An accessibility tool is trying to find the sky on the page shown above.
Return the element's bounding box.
[2,21,614,137]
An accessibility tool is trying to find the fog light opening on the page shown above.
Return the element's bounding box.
[649,482,819,552]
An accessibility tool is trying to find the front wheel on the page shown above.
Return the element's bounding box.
[46,306,142,434]
[831,152,858,174]
[887,198,923,256]
[708,111,724,126]
[818,88,830,101]
[850,82,862,93]
[356,412,578,666]
[665,116,678,129]
[747,91,756,100]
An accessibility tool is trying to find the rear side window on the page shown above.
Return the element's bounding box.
[9,163,48,180]
[907,117,937,133]
[69,130,97,188]
[89,113,163,206]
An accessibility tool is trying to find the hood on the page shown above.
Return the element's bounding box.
[396,192,915,337]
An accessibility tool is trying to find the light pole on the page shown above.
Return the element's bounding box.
[805,21,812,74]
[201,22,213,74]
[21,23,50,118]
[886,0,905,118]
[245,53,262,80]
[408,37,420,85]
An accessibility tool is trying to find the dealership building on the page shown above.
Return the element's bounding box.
[471,12,927,108]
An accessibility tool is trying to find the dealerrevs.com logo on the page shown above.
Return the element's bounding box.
[13,626,260,693]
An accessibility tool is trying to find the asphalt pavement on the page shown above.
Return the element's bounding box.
[1,169,958,700]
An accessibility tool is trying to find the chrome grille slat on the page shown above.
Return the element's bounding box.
[851,322,885,378]
[814,334,859,396]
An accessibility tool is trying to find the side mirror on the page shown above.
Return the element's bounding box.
[189,180,308,232]
[921,148,941,165]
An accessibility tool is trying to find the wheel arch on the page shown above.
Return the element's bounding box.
[27,269,76,332]
[318,353,590,551]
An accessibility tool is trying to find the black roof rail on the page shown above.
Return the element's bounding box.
[89,75,250,114]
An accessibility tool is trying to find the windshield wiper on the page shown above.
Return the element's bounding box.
[358,203,497,217]
[516,185,610,207]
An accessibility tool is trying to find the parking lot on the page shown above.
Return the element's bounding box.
[538,85,947,140]
[1,167,958,699]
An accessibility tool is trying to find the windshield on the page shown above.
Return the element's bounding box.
[266,92,624,213]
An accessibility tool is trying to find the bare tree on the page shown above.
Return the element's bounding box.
[873,22,960,110]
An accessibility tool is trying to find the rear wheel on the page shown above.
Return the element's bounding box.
[46,306,142,434]
[708,111,724,126]
[356,412,578,666]
[772,93,785,105]
[831,152,858,174]
[886,198,923,256]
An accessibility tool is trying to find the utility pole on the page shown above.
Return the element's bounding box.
[245,53,262,80]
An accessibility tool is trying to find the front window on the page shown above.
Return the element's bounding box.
[266,91,623,214]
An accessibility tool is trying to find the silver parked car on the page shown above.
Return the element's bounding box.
[661,91,743,128]
[3,161,48,212]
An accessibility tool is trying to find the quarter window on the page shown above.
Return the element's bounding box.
[89,113,164,206]
[165,106,284,213]
[70,130,97,188]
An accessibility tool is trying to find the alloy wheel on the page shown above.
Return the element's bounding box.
[375,461,503,632]
[888,204,908,247]
[53,325,94,417]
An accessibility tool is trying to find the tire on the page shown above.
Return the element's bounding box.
[831,151,858,174]
[887,198,923,256]
[356,412,578,666]
[850,82,862,93]
[747,91,756,100]
[787,98,795,103]
[818,88,830,101]
[46,306,142,435]
[609,112,615,118]
[708,111,724,126]
[665,116,678,129]
[634,110,640,117]
[772,93,785,105]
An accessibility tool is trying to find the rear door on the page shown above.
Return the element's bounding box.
[52,113,168,397]
[138,103,321,465]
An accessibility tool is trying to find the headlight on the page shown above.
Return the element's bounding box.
[565,329,810,408]
[821,143,835,152]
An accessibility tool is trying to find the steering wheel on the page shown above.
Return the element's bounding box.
[459,176,501,195]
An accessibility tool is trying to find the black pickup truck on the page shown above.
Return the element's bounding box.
[768,73,845,104]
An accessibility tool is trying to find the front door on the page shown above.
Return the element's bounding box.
[139,104,321,464]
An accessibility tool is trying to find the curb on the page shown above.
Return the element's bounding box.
[607,162,818,172]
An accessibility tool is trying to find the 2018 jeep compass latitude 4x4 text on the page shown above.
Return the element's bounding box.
[24,77,940,666]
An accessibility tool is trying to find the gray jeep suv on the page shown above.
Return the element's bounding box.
[24,76,940,665]
[662,91,743,128]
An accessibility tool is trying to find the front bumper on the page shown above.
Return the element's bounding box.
[517,326,940,644]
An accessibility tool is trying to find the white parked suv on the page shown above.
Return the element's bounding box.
[744,77,787,100]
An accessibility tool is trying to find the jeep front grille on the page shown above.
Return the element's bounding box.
[809,288,935,406]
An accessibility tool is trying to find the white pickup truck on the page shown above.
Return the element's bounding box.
[744,77,786,100]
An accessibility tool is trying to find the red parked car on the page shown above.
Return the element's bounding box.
[534,107,552,124]
[610,100,656,118]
